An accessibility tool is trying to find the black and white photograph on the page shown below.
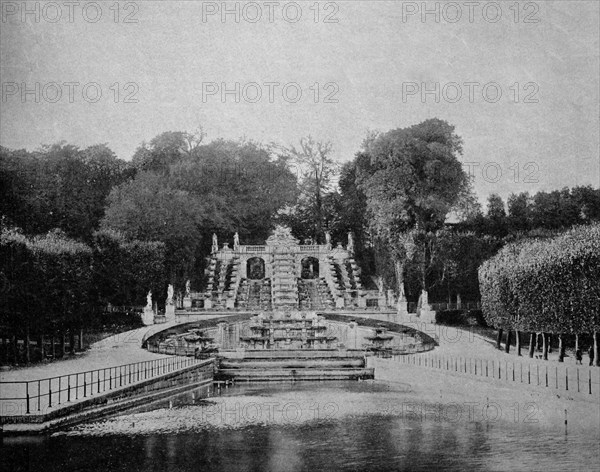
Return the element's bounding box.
[1,1,599,470]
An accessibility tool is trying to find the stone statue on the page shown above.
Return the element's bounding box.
[233,232,240,251]
[211,233,218,254]
[185,280,191,296]
[420,289,429,307]
[265,225,299,246]
[167,284,174,305]
[398,283,406,301]
[347,232,354,254]
[146,291,152,309]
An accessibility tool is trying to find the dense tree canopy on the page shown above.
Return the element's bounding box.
[102,138,298,286]
[0,143,131,240]
[352,119,471,297]
[479,224,600,362]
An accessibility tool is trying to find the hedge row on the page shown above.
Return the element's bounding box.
[478,224,600,335]
[0,228,166,338]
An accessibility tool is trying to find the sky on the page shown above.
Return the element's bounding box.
[1,0,599,203]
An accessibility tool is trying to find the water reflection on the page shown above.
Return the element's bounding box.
[2,382,598,471]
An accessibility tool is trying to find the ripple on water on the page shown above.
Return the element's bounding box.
[10,382,598,471]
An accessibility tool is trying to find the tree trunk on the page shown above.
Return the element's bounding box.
[59,334,65,358]
[594,331,599,367]
[547,334,553,353]
[496,329,503,350]
[25,327,31,364]
[69,331,76,354]
[505,330,512,353]
[542,332,548,361]
[528,332,535,358]
[39,335,45,361]
[558,334,565,362]
[51,335,56,359]
[79,328,84,351]
[575,334,579,355]
[534,332,540,351]
[515,330,522,356]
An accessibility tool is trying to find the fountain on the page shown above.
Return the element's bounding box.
[240,311,337,350]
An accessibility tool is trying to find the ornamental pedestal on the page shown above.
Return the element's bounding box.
[165,303,175,321]
[142,307,154,325]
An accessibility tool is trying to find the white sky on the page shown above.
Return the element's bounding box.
[1,1,599,203]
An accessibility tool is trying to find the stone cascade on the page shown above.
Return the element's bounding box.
[236,278,249,308]
[222,256,240,292]
[297,279,311,310]
[184,227,381,313]
[298,279,335,310]
[298,279,319,310]
[216,311,375,381]
[325,256,346,306]
[205,258,219,293]
[317,278,335,309]
[344,259,363,291]
[323,256,364,309]
[271,250,299,308]
[326,256,343,291]
[240,313,336,350]
[205,256,242,309]
[222,256,241,308]
[349,258,363,290]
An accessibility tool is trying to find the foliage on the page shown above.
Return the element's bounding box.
[103,138,298,287]
[0,227,93,335]
[479,224,600,334]
[353,119,470,295]
[0,143,131,240]
[435,309,487,326]
[91,229,166,307]
[277,136,339,243]
[0,227,166,339]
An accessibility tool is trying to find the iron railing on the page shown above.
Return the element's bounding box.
[376,352,599,396]
[0,356,208,416]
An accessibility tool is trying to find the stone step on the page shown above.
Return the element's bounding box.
[220,358,365,369]
[216,368,374,381]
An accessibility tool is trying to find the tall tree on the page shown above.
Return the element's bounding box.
[283,136,339,242]
[355,118,469,300]
[507,192,532,233]
[0,143,129,240]
[485,193,507,237]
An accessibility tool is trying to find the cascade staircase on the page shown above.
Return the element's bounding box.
[271,250,298,308]
[205,256,241,308]
[317,278,335,309]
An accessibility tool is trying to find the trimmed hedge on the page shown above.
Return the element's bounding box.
[478,224,600,335]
